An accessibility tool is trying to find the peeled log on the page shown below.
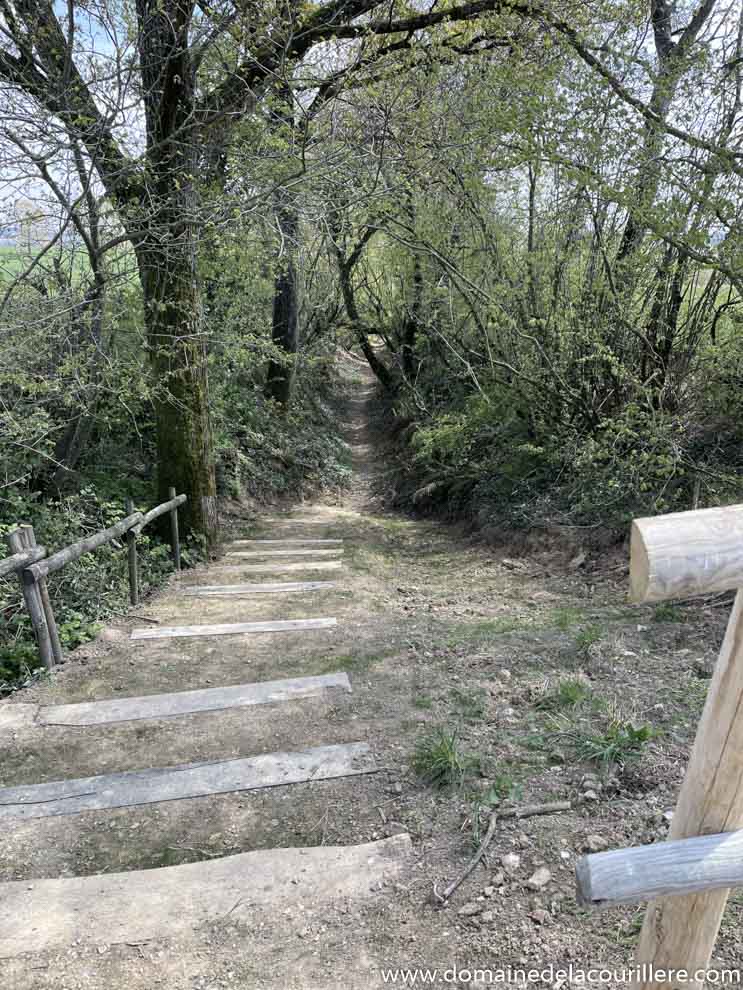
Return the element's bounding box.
[630,504,743,603]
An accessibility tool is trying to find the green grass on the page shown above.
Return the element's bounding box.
[535,677,591,711]
[575,623,602,651]
[573,718,655,769]
[553,606,584,631]
[412,693,434,710]
[412,727,479,788]
[446,616,527,649]
[652,602,686,623]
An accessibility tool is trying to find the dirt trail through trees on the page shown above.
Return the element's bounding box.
[0,358,740,988]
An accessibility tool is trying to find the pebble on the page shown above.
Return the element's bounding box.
[526,867,551,891]
[530,908,550,925]
[583,834,608,853]
[483,885,495,898]
[458,901,482,917]
[481,910,495,924]
[501,853,521,874]
[583,789,599,802]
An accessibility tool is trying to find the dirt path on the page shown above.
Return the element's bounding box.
[0,357,740,988]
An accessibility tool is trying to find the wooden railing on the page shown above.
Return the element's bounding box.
[1,489,186,671]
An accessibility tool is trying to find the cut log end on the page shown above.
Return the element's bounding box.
[629,519,652,603]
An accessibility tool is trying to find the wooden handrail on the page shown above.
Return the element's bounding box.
[132,493,187,534]
[26,511,144,582]
[1,492,187,671]
[577,829,743,907]
[0,545,46,579]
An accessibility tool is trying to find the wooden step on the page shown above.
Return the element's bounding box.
[226,548,343,559]
[130,617,337,640]
[38,672,351,726]
[0,741,375,819]
[228,539,343,546]
[182,580,335,597]
[0,835,412,957]
[211,560,344,574]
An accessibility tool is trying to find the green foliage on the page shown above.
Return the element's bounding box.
[412,727,479,788]
[652,603,686,623]
[574,719,655,769]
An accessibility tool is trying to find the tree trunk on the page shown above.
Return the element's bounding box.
[136,0,218,544]
[138,245,218,542]
[265,194,300,406]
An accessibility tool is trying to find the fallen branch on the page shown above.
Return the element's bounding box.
[433,800,572,906]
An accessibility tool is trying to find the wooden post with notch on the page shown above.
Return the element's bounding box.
[125,497,139,605]
[629,503,743,988]
[5,528,55,671]
[168,485,181,572]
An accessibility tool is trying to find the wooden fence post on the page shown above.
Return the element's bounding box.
[168,486,181,572]
[6,528,55,671]
[19,524,63,667]
[125,497,139,605]
[629,506,743,988]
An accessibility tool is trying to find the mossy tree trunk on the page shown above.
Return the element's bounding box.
[135,0,218,544]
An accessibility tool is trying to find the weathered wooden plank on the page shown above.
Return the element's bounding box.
[213,560,344,574]
[130,617,337,640]
[39,672,351,726]
[228,539,343,546]
[576,830,743,907]
[226,548,344,559]
[0,741,374,819]
[0,835,411,957]
[183,581,336,596]
[630,503,743,603]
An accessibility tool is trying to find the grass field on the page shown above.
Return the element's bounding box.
[0,243,92,285]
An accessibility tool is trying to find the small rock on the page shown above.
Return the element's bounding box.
[569,552,586,570]
[393,783,403,795]
[583,834,608,853]
[530,908,550,925]
[457,901,482,917]
[663,810,675,823]
[583,789,599,802]
[501,853,521,875]
[491,870,505,886]
[526,867,552,891]
[481,910,495,924]
[498,669,512,681]
[99,628,124,643]
[483,885,495,898]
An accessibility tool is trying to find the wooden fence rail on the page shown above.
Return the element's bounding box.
[1,493,186,671]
